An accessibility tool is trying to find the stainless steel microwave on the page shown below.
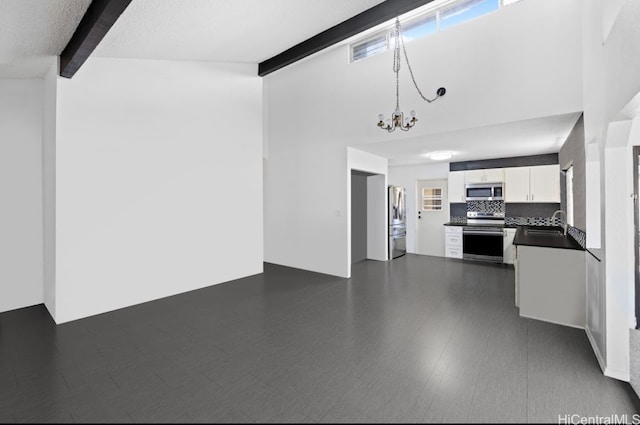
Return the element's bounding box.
[465,182,504,201]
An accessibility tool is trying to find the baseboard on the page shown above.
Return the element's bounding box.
[585,325,606,374]
[605,367,630,382]
[519,313,585,330]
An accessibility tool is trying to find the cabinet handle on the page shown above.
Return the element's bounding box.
[526,194,528,201]
[532,193,534,201]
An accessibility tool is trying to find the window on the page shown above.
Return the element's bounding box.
[351,34,388,63]
[349,0,516,63]
[440,0,499,31]
[422,187,443,211]
[391,13,437,44]
[565,165,574,226]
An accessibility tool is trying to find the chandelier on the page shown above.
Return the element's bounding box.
[377,17,446,132]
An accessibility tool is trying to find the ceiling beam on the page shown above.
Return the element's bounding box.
[59,0,133,79]
[258,0,436,77]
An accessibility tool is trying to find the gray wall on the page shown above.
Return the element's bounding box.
[559,114,586,231]
[351,173,368,263]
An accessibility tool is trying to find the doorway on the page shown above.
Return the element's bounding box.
[415,178,449,257]
[351,170,369,263]
[350,170,386,265]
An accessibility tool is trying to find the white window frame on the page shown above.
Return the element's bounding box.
[348,0,521,63]
[422,187,444,211]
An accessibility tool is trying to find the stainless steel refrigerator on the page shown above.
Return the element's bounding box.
[388,185,407,259]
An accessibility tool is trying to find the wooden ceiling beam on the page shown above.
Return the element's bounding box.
[59,0,133,78]
[258,0,436,77]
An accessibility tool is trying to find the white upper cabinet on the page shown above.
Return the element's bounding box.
[504,167,530,202]
[447,171,466,203]
[505,164,560,203]
[464,168,504,183]
[529,164,560,202]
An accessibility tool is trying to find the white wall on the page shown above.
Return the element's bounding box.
[604,144,634,380]
[388,163,449,253]
[43,59,57,318]
[367,174,387,262]
[264,0,582,277]
[51,58,263,323]
[0,79,44,313]
[582,0,640,380]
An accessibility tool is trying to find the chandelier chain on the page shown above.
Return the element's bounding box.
[377,16,445,132]
[393,19,401,110]
[396,17,440,103]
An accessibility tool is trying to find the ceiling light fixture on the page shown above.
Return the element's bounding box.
[377,17,446,133]
[426,151,453,161]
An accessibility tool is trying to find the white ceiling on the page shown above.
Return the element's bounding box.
[356,112,582,166]
[0,0,385,77]
[0,0,90,78]
[93,0,387,63]
[0,0,581,164]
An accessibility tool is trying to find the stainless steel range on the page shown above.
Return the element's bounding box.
[463,211,505,262]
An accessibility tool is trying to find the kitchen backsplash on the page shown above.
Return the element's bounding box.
[467,200,505,214]
[450,201,562,225]
[448,200,587,248]
[504,216,562,226]
[568,226,586,248]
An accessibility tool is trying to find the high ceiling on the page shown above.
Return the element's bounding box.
[0,0,385,78]
[0,0,90,78]
[93,0,386,63]
[0,0,581,164]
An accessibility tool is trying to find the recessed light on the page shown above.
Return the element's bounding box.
[425,151,453,161]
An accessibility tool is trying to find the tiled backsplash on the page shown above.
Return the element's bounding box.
[450,216,466,223]
[504,216,562,226]
[568,226,586,248]
[449,200,586,248]
[466,200,505,214]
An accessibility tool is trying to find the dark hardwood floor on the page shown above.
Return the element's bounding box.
[0,254,637,423]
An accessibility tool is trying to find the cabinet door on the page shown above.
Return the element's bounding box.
[483,168,504,183]
[504,167,530,202]
[464,169,486,183]
[447,171,466,203]
[503,228,517,264]
[530,164,560,202]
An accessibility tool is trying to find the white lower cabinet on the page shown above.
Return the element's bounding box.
[517,245,585,327]
[444,226,463,258]
[503,228,516,264]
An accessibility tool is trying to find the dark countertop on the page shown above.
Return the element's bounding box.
[444,222,518,229]
[512,225,584,251]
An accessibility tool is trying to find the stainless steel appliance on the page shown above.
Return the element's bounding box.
[465,182,504,201]
[462,211,504,262]
[388,185,407,259]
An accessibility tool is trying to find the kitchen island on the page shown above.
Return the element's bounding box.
[513,225,585,328]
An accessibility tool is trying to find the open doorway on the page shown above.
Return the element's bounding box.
[350,170,387,265]
[351,170,370,263]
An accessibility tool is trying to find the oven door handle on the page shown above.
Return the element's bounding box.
[463,230,503,236]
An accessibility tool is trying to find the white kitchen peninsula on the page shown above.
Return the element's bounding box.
[514,227,586,328]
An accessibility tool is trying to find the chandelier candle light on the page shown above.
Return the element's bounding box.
[377,17,446,132]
